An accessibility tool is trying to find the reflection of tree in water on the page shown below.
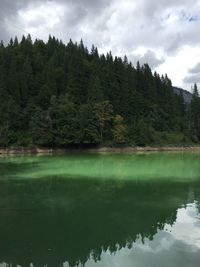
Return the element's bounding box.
[0,178,199,267]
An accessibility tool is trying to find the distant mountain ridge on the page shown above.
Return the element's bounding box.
[173,87,193,104]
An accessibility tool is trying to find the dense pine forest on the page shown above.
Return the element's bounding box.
[0,35,200,148]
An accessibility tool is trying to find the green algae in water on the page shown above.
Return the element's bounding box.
[1,152,200,181]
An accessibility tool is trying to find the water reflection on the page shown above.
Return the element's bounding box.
[0,174,200,267]
[81,202,200,267]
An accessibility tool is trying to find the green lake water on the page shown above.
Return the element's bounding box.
[0,153,200,267]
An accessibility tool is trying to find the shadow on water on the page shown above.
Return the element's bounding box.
[0,156,41,179]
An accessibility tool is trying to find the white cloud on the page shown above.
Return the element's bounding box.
[156,46,200,90]
[128,50,165,69]
[188,63,200,74]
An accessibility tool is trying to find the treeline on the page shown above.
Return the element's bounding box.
[0,35,199,147]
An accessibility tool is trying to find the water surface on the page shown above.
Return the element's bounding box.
[0,153,200,267]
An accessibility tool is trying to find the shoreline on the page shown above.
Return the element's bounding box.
[1,146,200,155]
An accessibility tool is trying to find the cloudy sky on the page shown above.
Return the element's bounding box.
[1,0,200,91]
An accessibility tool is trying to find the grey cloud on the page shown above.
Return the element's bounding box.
[0,0,42,41]
[184,62,200,85]
[58,0,108,11]
[183,74,200,84]
[65,6,87,25]
[129,50,165,69]
[139,0,198,18]
[0,0,109,43]
[0,0,42,16]
[188,63,200,74]
[56,0,109,24]
[165,34,183,55]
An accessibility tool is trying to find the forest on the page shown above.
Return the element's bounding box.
[0,35,200,148]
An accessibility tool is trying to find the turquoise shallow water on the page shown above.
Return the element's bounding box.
[0,153,200,267]
[1,152,200,181]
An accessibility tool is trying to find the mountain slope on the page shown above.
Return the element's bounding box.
[173,87,193,104]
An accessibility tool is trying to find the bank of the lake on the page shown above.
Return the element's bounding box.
[1,146,200,154]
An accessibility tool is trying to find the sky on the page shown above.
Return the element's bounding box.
[0,0,200,91]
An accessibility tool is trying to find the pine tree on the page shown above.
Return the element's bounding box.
[190,83,200,139]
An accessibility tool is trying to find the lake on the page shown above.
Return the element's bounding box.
[0,152,200,267]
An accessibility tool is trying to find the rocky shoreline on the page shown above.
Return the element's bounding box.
[1,146,200,155]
